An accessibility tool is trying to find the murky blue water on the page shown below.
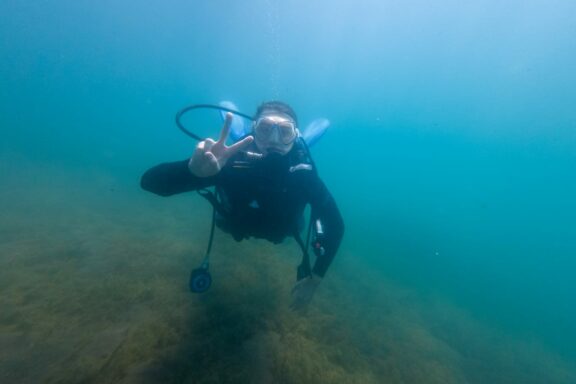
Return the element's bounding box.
[1,1,575,382]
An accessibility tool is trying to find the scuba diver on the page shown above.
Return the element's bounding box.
[140,101,344,310]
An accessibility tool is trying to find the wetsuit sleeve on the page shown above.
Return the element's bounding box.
[140,160,217,196]
[308,178,345,277]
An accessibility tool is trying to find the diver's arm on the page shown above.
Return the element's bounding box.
[140,160,216,196]
[142,114,252,196]
[290,178,343,311]
[309,179,345,277]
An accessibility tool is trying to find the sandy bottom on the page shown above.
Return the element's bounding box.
[1,157,574,384]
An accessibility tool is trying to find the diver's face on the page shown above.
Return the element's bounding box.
[253,113,298,156]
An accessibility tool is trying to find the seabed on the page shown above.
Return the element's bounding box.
[1,159,574,384]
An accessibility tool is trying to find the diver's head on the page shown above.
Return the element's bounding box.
[252,101,298,156]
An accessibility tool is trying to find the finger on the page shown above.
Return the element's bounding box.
[204,138,216,149]
[225,135,253,157]
[290,299,305,312]
[291,280,304,295]
[217,113,233,144]
[204,151,220,172]
[196,138,216,153]
[204,151,218,164]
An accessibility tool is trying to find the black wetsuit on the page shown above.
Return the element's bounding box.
[140,139,344,277]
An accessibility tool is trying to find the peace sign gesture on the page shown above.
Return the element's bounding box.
[188,113,254,177]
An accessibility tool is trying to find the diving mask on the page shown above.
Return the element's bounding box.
[253,115,298,146]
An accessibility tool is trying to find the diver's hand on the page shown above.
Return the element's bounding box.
[188,113,253,177]
[290,275,322,312]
